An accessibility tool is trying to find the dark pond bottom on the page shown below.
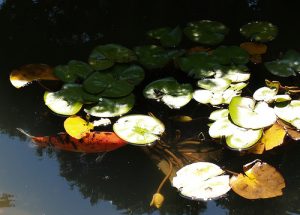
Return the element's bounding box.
[0,0,300,214]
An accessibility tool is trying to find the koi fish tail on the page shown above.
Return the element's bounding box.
[16,128,49,147]
[16,128,34,138]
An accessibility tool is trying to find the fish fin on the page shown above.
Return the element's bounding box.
[95,152,107,163]
[16,128,34,138]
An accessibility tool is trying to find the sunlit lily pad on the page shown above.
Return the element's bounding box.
[240,21,278,42]
[229,96,277,129]
[44,91,83,116]
[184,20,229,45]
[143,78,193,109]
[197,78,231,91]
[253,87,277,103]
[274,100,300,129]
[214,65,250,82]
[113,114,165,145]
[177,52,218,78]
[84,94,135,117]
[212,46,249,65]
[209,109,229,121]
[110,64,145,86]
[172,162,231,201]
[148,26,182,47]
[89,44,137,70]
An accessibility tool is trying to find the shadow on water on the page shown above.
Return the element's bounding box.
[0,0,300,215]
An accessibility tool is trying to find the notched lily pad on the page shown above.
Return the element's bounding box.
[240,21,278,42]
[143,77,193,109]
[89,44,137,70]
[184,20,229,45]
[148,26,182,47]
[274,100,300,129]
[110,64,145,86]
[212,46,249,65]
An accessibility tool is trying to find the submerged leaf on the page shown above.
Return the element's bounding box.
[10,64,58,88]
[64,116,94,139]
[230,160,285,199]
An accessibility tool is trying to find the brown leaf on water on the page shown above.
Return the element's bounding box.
[187,46,210,54]
[265,80,281,93]
[150,193,164,208]
[240,42,267,55]
[261,123,286,151]
[248,141,264,154]
[249,54,262,64]
[277,119,300,141]
[230,160,285,199]
[10,64,58,88]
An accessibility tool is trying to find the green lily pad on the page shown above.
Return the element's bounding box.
[184,20,229,45]
[53,65,77,83]
[197,78,231,91]
[281,50,300,71]
[214,65,250,82]
[229,96,277,129]
[134,45,172,69]
[212,46,249,65]
[148,26,182,47]
[264,61,296,77]
[253,87,277,103]
[83,72,113,94]
[177,52,218,78]
[44,91,83,116]
[113,114,165,145]
[68,60,94,79]
[209,109,229,121]
[143,77,193,109]
[57,84,100,103]
[100,79,134,98]
[240,21,278,42]
[84,94,135,117]
[274,100,300,129]
[89,44,137,70]
[110,64,145,86]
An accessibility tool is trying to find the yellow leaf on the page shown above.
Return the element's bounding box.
[230,160,285,199]
[240,42,267,55]
[64,116,94,139]
[10,64,58,88]
[169,115,193,122]
[150,193,164,208]
[261,123,286,151]
[248,141,265,154]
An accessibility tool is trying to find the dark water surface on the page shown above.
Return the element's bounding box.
[0,0,300,214]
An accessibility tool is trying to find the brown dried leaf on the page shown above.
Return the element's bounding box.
[230,160,285,199]
[248,141,265,154]
[261,123,286,151]
[10,64,58,88]
[187,46,210,54]
[240,42,267,55]
[277,119,300,141]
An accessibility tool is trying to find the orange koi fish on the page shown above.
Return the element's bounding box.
[17,128,127,153]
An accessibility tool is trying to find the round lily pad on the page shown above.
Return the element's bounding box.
[113,114,165,145]
[68,60,94,79]
[143,78,193,109]
[83,72,112,94]
[84,94,135,117]
[240,21,278,42]
[53,65,77,83]
[148,26,182,47]
[110,64,145,86]
[209,109,229,121]
[184,20,229,45]
[274,100,300,129]
[197,78,231,91]
[264,61,296,77]
[212,46,249,65]
[172,162,231,201]
[89,44,137,70]
[253,87,277,103]
[214,65,250,82]
[44,91,83,116]
[229,96,277,129]
[226,128,262,150]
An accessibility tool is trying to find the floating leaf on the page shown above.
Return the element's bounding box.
[261,123,286,151]
[230,160,285,199]
[89,44,137,70]
[212,46,249,65]
[64,116,94,139]
[100,79,134,98]
[113,114,165,145]
[143,78,193,109]
[240,42,267,55]
[253,87,277,103]
[150,193,164,208]
[197,78,231,91]
[172,162,231,200]
[229,96,277,129]
[240,21,278,42]
[187,46,210,54]
[274,100,300,129]
[84,94,135,117]
[110,64,145,86]
[277,119,300,141]
[83,72,112,94]
[184,20,229,45]
[264,61,296,77]
[209,109,229,121]
[10,64,58,88]
[147,27,172,39]
[214,65,250,82]
[148,26,182,47]
[44,91,83,116]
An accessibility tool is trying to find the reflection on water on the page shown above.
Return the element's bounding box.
[0,193,15,208]
[0,0,300,214]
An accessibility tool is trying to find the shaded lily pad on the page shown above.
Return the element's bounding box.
[89,44,137,70]
[57,84,99,103]
[53,65,77,83]
[274,100,300,129]
[264,61,296,77]
[143,77,193,109]
[148,26,182,47]
[100,79,134,98]
[184,20,229,45]
[212,46,249,65]
[240,21,278,42]
[84,94,135,117]
[113,114,165,145]
[110,64,145,86]
[229,96,277,129]
[83,72,113,94]
[177,52,218,78]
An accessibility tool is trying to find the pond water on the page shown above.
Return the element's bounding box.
[0,0,300,214]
